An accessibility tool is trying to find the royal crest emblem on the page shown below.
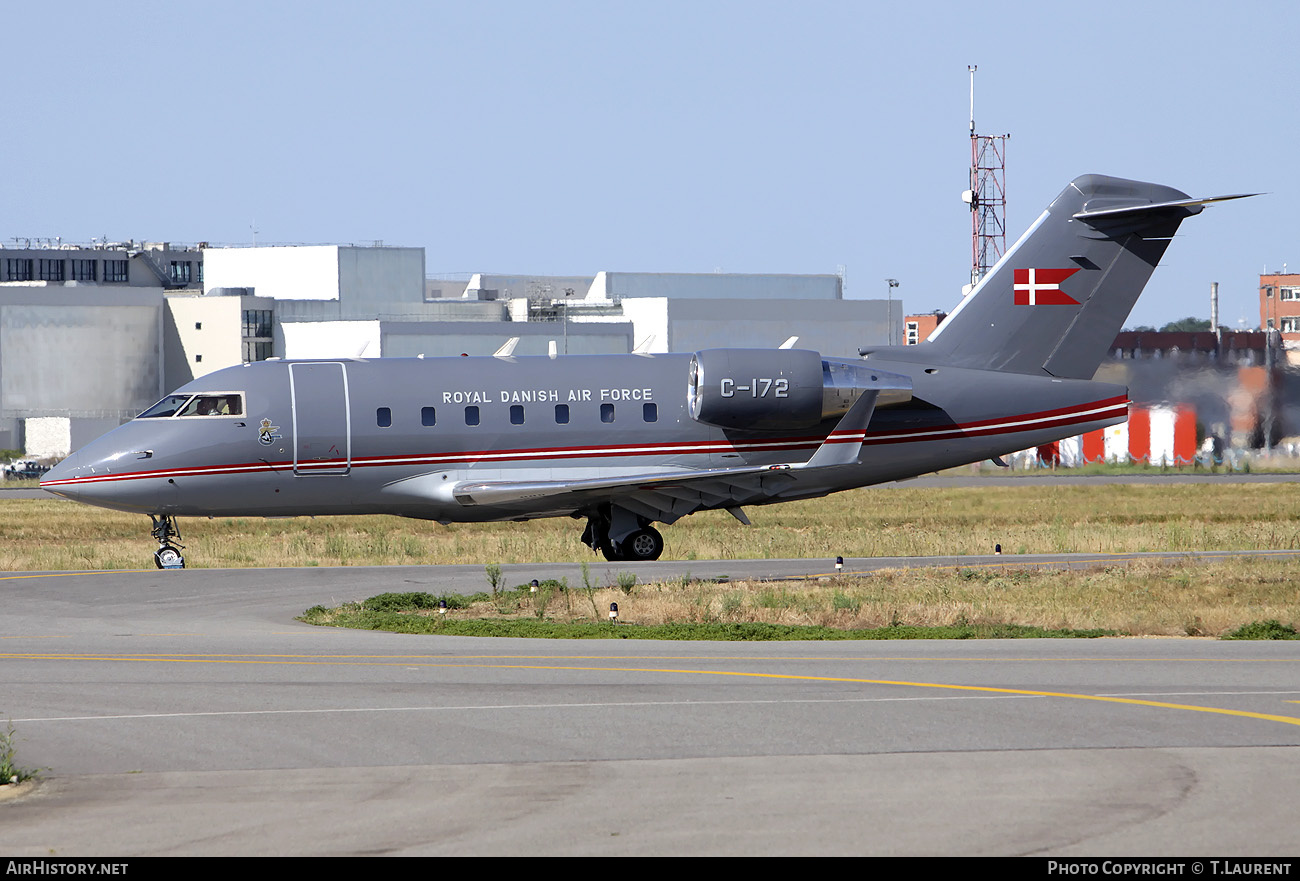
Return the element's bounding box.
[258,418,282,446]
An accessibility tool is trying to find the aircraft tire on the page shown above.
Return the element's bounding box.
[154,546,185,569]
[622,527,664,562]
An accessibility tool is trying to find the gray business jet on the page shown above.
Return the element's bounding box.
[41,175,1249,568]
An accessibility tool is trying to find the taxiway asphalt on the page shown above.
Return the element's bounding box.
[3,558,1299,856]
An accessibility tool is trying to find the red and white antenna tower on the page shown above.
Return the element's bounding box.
[962,66,1009,293]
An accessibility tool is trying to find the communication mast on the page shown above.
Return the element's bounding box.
[962,66,1009,293]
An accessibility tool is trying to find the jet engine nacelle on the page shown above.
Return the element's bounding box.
[688,348,913,430]
[688,348,824,429]
[687,348,821,430]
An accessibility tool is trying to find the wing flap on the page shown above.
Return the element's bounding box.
[449,464,778,506]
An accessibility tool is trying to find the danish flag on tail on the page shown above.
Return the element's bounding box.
[1013,267,1080,305]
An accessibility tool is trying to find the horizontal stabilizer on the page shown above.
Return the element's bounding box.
[1073,192,1258,222]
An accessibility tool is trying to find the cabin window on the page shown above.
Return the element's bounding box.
[642,403,657,423]
[376,407,391,427]
[465,406,480,426]
[421,406,436,426]
[555,404,569,424]
[510,405,525,425]
[600,403,615,423]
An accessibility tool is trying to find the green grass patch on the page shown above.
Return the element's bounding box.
[1221,619,1300,640]
[361,591,491,612]
[301,597,1117,640]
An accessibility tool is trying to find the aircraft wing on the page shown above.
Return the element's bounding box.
[394,462,802,525]
[449,464,789,506]
[386,386,888,524]
[384,384,887,524]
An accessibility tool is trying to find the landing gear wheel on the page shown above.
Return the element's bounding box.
[149,514,186,569]
[617,527,664,562]
[599,527,665,561]
[154,545,185,569]
[584,506,665,561]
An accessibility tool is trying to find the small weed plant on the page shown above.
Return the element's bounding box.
[485,562,504,597]
[0,720,36,785]
[615,571,637,595]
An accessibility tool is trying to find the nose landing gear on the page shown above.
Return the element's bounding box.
[150,514,186,569]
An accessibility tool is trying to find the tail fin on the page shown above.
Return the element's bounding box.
[918,174,1253,379]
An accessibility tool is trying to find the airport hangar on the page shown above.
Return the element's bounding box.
[0,241,900,457]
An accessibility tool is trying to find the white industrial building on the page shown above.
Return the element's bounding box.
[0,240,204,453]
[469,269,891,356]
[174,248,896,368]
[2,240,900,457]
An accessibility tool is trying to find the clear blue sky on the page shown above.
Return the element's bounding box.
[5,0,1295,331]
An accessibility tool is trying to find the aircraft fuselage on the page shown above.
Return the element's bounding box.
[43,352,1125,522]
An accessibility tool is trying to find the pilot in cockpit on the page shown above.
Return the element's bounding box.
[178,395,240,417]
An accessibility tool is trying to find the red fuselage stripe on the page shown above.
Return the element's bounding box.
[42,396,1130,487]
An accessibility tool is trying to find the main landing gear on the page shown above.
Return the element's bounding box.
[150,514,186,569]
[581,504,665,562]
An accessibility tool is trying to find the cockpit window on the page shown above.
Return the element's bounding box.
[138,395,193,418]
[138,393,244,419]
[178,394,243,417]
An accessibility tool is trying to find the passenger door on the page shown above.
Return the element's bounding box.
[289,362,351,476]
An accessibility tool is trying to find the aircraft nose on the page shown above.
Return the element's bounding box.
[39,438,163,513]
[40,449,90,500]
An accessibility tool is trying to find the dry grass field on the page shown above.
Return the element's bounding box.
[5,481,1297,570]
[8,482,1299,636]
[308,555,1300,638]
